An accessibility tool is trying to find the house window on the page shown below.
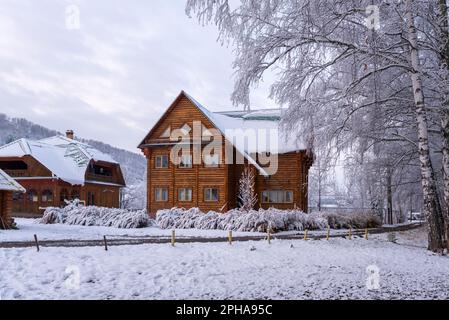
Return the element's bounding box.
[89,164,112,176]
[41,190,53,203]
[87,192,95,206]
[202,124,213,140]
[204,154,219,167]
[204,188,219,202]
[155,187,169,202]
[155,155,169,168]
[27,189,38,202]
[13,192,24,202]
[179,154,192,168]
[180,123,191,135]
[178,188,193,202]
[261,190,294,204]
[160,126,171,138]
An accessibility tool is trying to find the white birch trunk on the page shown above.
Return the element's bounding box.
[438,0,449,251]
[406,0,445,252]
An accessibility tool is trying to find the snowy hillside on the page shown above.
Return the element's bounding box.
[0,113,146,185]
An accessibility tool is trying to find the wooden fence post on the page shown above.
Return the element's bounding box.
[171,230,176,247]
[34,234,40,252]
[267,229,271,244]
[103,235,108,251]
[365,228,369,240]
[348,227,352,240]
[326,227,330,241]
[228,230,233,245]
[304,229,308,241]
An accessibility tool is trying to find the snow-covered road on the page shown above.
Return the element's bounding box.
[1,228,448,300]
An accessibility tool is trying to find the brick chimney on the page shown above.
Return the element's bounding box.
[66,130,74,140]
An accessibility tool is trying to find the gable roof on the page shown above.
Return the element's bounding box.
[0,169,26,192]
[0,136,120,186]
[139,91,307,176]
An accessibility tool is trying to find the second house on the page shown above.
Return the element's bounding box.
[0,131,126,215]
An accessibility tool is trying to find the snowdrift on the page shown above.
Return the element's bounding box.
[156,208,381,232]
[40,200,152,229]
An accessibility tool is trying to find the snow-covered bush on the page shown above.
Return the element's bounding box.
[320,211,381,229]
[156,207,381,232]
[40,200,153,229]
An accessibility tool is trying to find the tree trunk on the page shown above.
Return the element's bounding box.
[386,169,393,225]
[438,0,449,251]
[406,0,445,253]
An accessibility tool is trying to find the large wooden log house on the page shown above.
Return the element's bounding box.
[139,91,313,217]
[0,169,26,229]
[0,132,126,215]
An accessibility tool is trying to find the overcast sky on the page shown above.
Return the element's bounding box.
[0,0,275,152]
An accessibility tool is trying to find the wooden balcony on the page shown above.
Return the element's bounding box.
[85,173,116,184]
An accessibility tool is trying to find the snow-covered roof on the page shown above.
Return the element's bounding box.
[139,91,308,176]
[0,136,118,186]
[183,92,306,176]
[0,169,26,192]
[184,92,305,154]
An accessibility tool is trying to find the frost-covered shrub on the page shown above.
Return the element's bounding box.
[319,211,381,229]
[155,207,381,232]
[40,200,153,229]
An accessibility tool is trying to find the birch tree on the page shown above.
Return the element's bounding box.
[186,0,448,251]
[238,166,258,211]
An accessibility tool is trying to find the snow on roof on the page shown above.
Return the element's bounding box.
[0,169,26,192]
[183,92,306,176]
[0,136,117,186]
[39,136,117,164]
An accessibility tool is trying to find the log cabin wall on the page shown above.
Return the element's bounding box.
[141,93,313,216]
[256,151,310,212]
[143,96,230,216]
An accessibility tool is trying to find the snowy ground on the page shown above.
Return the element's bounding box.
[1,225,448,300]
[0,218,264,242]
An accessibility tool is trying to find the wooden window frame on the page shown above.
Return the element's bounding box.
[155,155,169,169]
[178,154,193,169]
[160,126,171,138]
[178,188,193,202]
[204,187,219,202]
[203,154,220,168]
[41,189,54,203]
[155,187,169,202]
[261,190,294,204]
[27,189,39,203]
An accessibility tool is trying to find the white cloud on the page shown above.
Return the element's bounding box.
[0,0,276,152]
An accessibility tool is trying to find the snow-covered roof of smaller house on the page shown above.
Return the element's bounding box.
[0,136,118,186]
[0,169,26,192]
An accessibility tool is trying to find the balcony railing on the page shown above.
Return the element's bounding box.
[4,170,28,177]
[86,173,116,183]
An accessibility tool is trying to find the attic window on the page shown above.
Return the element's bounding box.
[202,124,212,138]
[180,123,191,135]
[160,126,171,138]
